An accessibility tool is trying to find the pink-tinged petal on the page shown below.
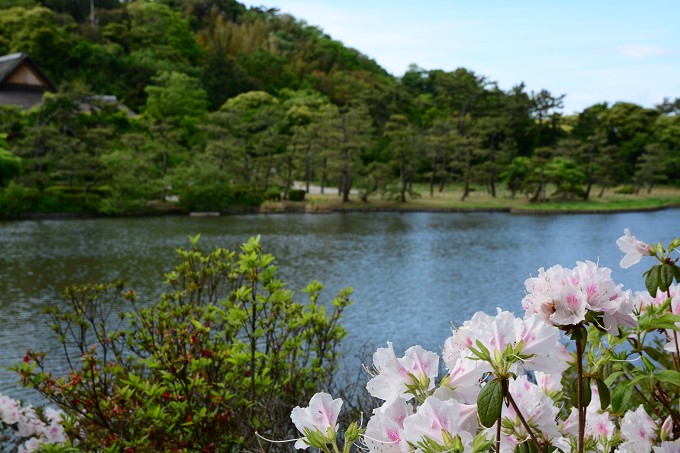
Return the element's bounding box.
[620,405,657,447]
[516,314,560,357]
[654,440,680,452]
[367,343,439,403]
[365,399,413,453]
[402,397,473,447]
[617,229,651,269]
[290,392,342,449]
[660,416,673,441]
[401,345,439,382]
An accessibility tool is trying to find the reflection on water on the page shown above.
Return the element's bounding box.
[0,210,678,402]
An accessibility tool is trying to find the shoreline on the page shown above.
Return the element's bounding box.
[1,201,678,221]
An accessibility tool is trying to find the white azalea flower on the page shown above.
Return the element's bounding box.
[366,342,439,404]
[365,398,413,453]
[290,392,342,450]
[617,228,652,269]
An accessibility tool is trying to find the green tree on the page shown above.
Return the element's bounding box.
[335,104,373,202]
[634,143,670,194]
[545,157,586,199]
[500,156,531,198]
[144,71,208,175]
[0,133,21,187]
[219,91,285,192]
[0,6,75,79]
[384,113,418,202]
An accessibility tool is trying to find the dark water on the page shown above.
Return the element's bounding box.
[1,210,678,402]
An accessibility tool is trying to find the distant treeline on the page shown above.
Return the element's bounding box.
[0,0,679,214]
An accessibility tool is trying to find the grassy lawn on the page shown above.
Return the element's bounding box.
[302,185,680,213]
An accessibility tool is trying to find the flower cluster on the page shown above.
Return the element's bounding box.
[522,260,636,333]
[0,393,66,452]
[287,228,680,453]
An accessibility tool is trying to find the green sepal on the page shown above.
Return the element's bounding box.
[471,432,494,453]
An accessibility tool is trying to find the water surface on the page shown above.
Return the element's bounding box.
[1,210,678,402]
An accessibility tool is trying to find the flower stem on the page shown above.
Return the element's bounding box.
[576,338,585,453]
[505,382,542,451]
[496,412,501,453]
[672,330,680,372]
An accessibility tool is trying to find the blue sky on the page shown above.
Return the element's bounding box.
[239,0,680,114]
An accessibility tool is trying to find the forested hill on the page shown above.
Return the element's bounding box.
[0,0,679,215]
[0,0,392,109]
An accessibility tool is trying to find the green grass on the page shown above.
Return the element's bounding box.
[303,185,680,213]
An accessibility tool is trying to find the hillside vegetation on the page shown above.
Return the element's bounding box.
[0,0,679,215]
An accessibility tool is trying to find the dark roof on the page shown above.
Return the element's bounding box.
[0,52,57,92]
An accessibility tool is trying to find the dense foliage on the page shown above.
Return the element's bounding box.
[0,0,679,214]
[14,236,352,451]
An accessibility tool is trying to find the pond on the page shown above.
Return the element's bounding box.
[0,210,678,403]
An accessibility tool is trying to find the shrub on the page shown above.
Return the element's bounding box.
[287,189,306,202]
[0,182,37,215]
[231,185,265,207]
[16,236,351,451]
[265,188,282,202]
[614,184,636,194]
[178,183,234,212]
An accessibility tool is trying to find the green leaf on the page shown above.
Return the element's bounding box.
[611,382,633,414]
[645,266,661,297]
[604,370,623,387]
[640,313,680,331]
[570,378,591,408]
[642,356,656,372]
[477,378,504,428]
[471,432,494,453]
[594,378,610,410]
[668,238,680,253]
[660,264,675,293]
[655,369,680,386]
[643,346,663,362]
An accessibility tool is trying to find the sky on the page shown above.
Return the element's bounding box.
[238,0,680,115]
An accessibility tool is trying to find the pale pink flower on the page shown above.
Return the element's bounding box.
[366,343,439,404]
[17,437,41,453]
[364,398,413,453]
[653,440,680,452]
[523,261,636,332]
[0,395,20,425]
[635,284,679,312]
[523,265,571,321]
[442,311,494,368]
[504,375,561,441]
[617,405,657,452]
[402,397,473,448]
[434,357,485,404]
[561,380,614,450]
[533,371,563,397]
[586,410,616,439]
[290,392,342,450]
[660,416,673,442]
[617,228,652,268]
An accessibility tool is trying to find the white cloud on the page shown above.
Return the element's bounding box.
[616,44,674,59]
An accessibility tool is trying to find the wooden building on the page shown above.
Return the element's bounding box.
[0,52,57,109]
